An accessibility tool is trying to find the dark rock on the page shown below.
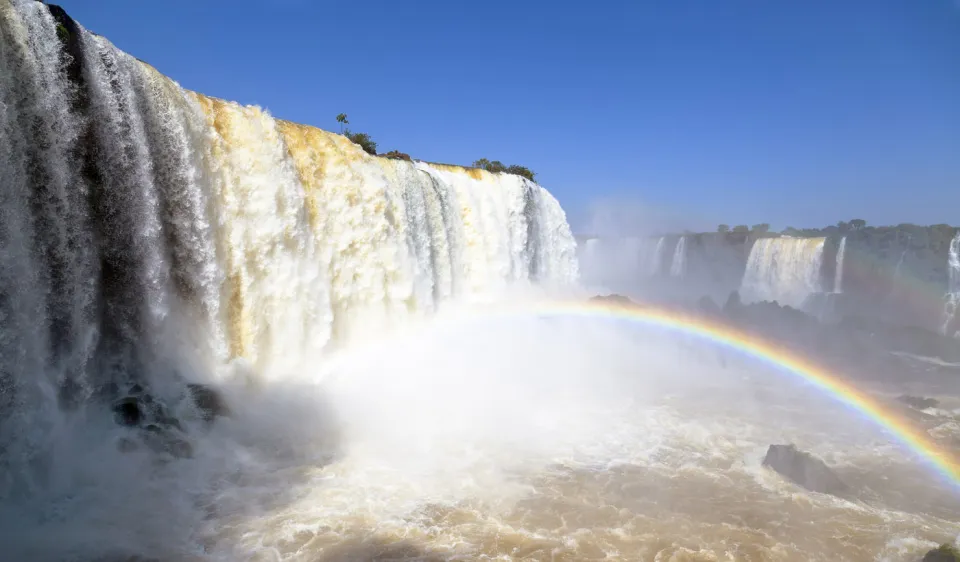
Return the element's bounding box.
[141,424,193,458]
[898,395,940,410]
[187,383,229,422]
[722,291,742,315]
[697,295,720,316]
[761,444,849,496]
[589,294,638,306]
[922,544,960,562]
[112,396,143,426]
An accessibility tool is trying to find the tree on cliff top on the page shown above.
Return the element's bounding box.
[751,223,770,234]
[336,113,349,134]
[717,224,730,233]
[732,225,749,233]
[344,129,377,155]
[850,219,866,230]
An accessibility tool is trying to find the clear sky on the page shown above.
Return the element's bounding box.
[55,0,960,234]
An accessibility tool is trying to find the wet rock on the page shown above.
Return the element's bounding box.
[922,544,960,562]
[761,444,849,496]
[898,395,940,410]
[142,424,193,459]
[112,396,143,426]
[187,383,229,422]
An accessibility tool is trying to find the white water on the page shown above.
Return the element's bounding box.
[740,237,827,308]
[0,0,576,507]
[3,4,959,561]
[669,236,687,278]
[834,236,846,293]
[942,232,960,336]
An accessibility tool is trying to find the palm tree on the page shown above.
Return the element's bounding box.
[336,113,349,134]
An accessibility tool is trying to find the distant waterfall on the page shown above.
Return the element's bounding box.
[833,237,846,293]
[740,237,826,308]
[942,233,960,337]
[644,237,667,277]
[670,237,687,278]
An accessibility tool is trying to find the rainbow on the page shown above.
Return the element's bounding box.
[473,298,960,490]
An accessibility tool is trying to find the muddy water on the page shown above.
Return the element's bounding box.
[190,321,960,562]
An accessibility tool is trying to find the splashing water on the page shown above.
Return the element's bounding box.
[1,3,958,561]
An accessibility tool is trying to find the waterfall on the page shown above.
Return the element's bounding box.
[942,232,960,337]
[0,0,578,441]
[669,236,687,278]
[739,237,826,309]
[640,236,666,277]
[833,237,846,293]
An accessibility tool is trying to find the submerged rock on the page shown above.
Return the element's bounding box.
[761,444,849,496]
[187,383,229,422]
[922,544,960,562]
[898,395,940,410]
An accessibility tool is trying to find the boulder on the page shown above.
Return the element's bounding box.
[187,383,230,422]
[922,544,960,562]
[761,444,849,496]
[898,395,940,410]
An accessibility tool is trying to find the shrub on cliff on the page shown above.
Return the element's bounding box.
[733,225,749,233]
[505,165,536,181]
[751,223,770,234]
[472,159,536,181]
[345,129,377,155]
[717,224,730,233]
[381,150,411,161]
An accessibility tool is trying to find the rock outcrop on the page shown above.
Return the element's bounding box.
[761,444,849,496]
[922,544,960,562]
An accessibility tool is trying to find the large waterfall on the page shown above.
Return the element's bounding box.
[739,237,826,308]
[0,0,577,427]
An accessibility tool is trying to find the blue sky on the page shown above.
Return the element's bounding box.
[56,0,960,234]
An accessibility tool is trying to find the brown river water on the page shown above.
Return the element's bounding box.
[177,315,960,562]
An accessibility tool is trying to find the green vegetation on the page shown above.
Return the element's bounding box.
[732,225,749,233]
[472,159,537,181]
[56,22,70,42]
[335,113,349,134]
[381,150,411,161]
[344,129,377,156]
[751,223,770,234]
[850,218,866,231]
[717,224,730,233]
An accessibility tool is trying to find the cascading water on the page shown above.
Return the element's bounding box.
[0,0,577,505]
[669,236,687,278]
[942,232,960,337]
[739,237,826,309]
[834,236,846,293]
[4,4,959,561]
